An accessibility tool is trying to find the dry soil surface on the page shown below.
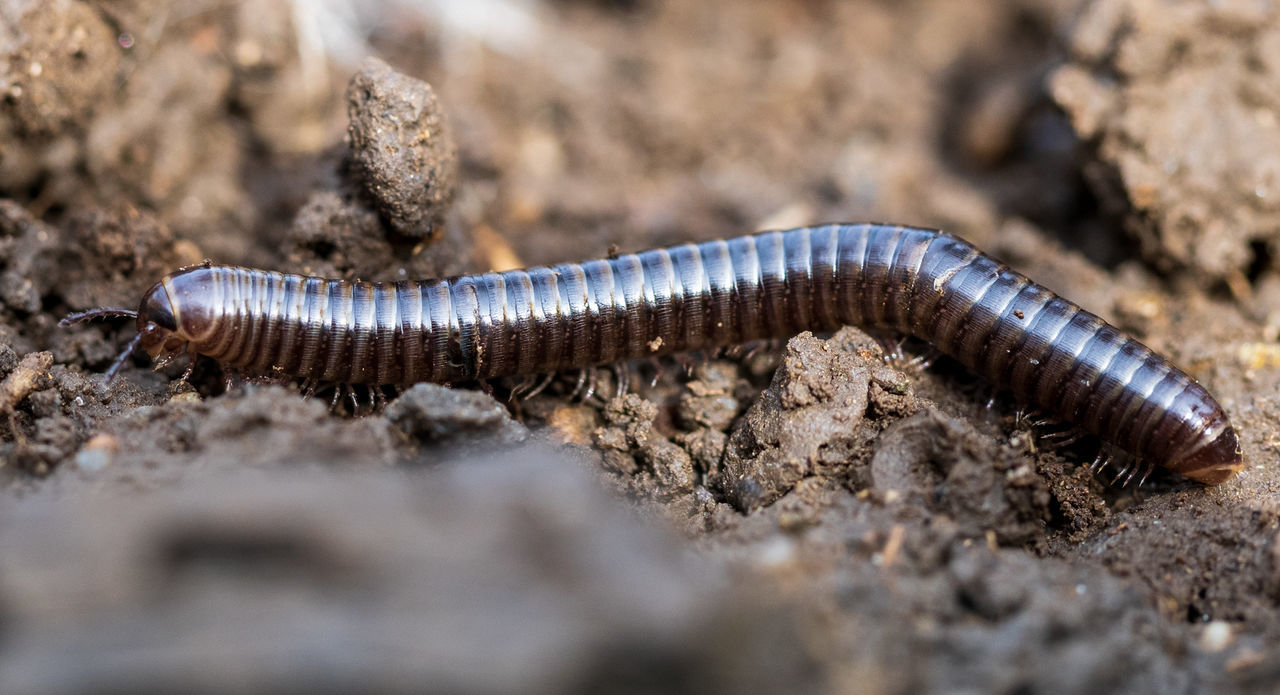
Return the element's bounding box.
[2,1,1279,693]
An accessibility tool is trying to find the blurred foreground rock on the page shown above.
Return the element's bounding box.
[0,447,818,694]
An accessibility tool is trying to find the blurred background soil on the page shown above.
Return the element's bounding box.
[2,0,1279,692]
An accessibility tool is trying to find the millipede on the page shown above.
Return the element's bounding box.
[63,223,1243,486]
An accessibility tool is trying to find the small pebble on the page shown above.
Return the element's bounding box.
[1236,343,1280,370]
[755,537,797,569]
[75,434,119,472]
[1199,620,1233,653]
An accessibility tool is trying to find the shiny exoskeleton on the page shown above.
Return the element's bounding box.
[81,224,1244,484]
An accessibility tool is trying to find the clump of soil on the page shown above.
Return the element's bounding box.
[285,56,472,281]
[346,56,457,241]
[1051,0,1280,285]
[717,328,915,511]
[388,382,528,451]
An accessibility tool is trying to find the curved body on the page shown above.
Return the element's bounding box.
[134,224,1242,484]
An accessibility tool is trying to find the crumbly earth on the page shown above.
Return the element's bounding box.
[2,1,1279,693]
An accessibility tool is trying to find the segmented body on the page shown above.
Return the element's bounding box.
[115,224,1242,483]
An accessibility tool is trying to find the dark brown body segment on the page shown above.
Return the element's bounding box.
[146,224,1242,483]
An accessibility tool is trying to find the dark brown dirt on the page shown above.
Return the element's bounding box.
[2,0,1279,693]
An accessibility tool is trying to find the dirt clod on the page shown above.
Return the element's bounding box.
[1051,0,1280,281]
[718,328,916,512]
[676,427,728,477]
[870,408,1050,545]
[283,60,471,281]
[386,383,527,451]
[597,393,659,448]
[0,350,49,412]
[346,57,457,241]
[594,393,699,499]
[678,362,740,430]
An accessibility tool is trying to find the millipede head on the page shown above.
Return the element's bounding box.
[59,271,199,383]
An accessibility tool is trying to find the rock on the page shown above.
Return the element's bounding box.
[717,328,912,512]
[386,383,527,450]
[677,362,740,431]
[0,449,816,693]
[346,57,457,241]
[1050,0,1280,282]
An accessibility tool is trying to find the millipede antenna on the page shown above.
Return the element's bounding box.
[59,308,138,326]
[60,307,141,383]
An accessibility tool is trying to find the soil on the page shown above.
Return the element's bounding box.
[2,0,1279,693]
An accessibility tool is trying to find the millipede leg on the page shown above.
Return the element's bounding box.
[569,369,589,401]
[509,375,537,401]
[1099,449,1136,487]
[612,363,631,397]
[1134,460,1156,488]
[1120,463,1138,487]
[871,335,910,367]
[1089,452,1109,475]
[521,372,556,401]
[1029,415,1062,429]
[1113,456,1152,488]
[904,347,942,372]
[677,357,694,378]
[1040,428,1083,448]
[728,339,777,364]
[180,348,197,384]
[645,358,664,388]
[154,353,176,371]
